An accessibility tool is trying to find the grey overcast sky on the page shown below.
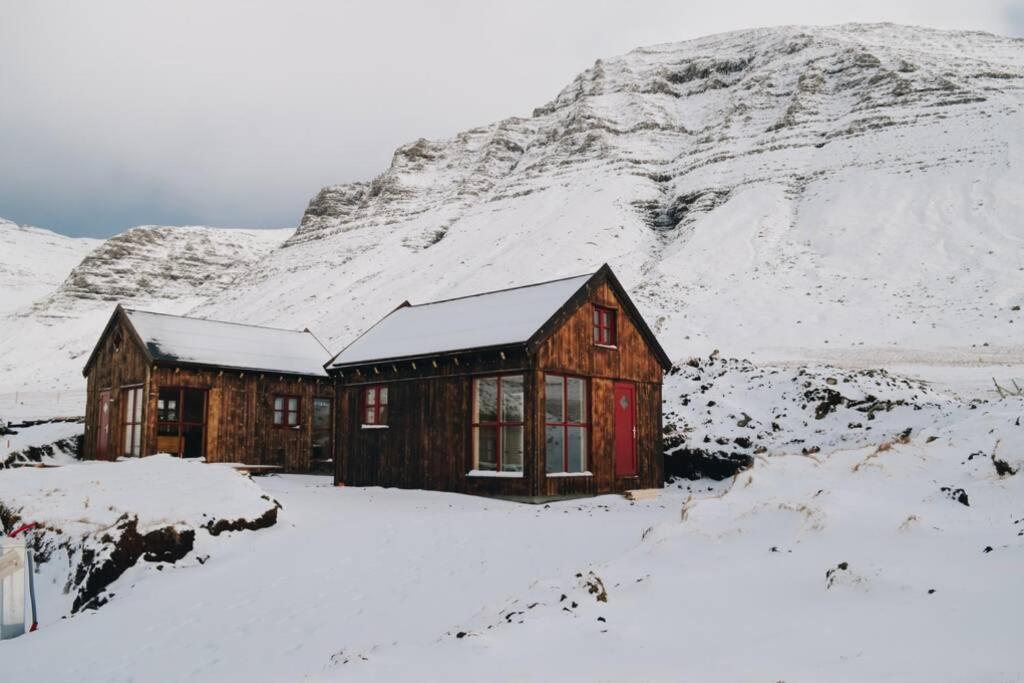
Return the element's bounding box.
[1,1,1021,237]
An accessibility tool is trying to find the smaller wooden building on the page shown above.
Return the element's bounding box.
[327,264,672,500]
[82,306,335,473]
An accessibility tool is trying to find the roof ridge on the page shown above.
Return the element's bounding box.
[123,307,315,336]
[408,271,595,308]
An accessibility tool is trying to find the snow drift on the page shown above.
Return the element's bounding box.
[0,456,279,618]
[326,397,1024,682]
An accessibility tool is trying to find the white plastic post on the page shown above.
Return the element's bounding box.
[0,539,27,640]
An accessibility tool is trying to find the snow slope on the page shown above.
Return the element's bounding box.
[337,400,1024,682]
[0,393,1020,681]
[2,24,1023,416]
[0,455,279,620]
[0,218,100,316]
[0,225,292,420]
[194,23,1024,389]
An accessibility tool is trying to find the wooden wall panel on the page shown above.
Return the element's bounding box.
[83,312,151,460]
[534,281,662,384]
[332,281,666,500]
[141,366,334,472]
[335,370,536,498]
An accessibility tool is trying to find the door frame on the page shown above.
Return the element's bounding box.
[156,386,208,458]
[311,396,335,469]
[613,381,637,477]
[96,389,112,459]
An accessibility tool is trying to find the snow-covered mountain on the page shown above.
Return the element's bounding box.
[0,225,291,419]
[0,218,101,316]
[2,23,1023,418]
[197,23,1023,379]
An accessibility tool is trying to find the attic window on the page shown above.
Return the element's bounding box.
[112,330,123,350]
[593,306,617,347]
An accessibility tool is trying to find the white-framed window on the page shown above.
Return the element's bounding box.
[472,375,524,473]
[122,386,144,456]
[545,375,588,474]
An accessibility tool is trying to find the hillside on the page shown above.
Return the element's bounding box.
[1,24,1022,417]
[0,218,100,316]
[1,23,1023,682]
[193,23,1023,393]
[1,392,1020,681]
[0,225,291,419]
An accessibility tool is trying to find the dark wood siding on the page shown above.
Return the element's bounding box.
[337,358,536,497]
[333,279,665,500]
[534,280,664,496]
[534,281,662,384]
[83,313,150,460]
[147,367,335,472]
[82,309,333,473]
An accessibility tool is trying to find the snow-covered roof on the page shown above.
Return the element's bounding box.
[328,273,594,368]
[124,309,331,376]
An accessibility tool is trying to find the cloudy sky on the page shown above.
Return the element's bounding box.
[2,0,1021,237]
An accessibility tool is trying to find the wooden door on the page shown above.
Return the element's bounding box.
[614,382,637,477]
[311,398,333,474]
[97,390,112,459]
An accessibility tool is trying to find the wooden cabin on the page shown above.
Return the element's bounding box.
[82,306,335,473]
[327,264,672,501]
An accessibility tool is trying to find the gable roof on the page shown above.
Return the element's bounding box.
[327,264,672,371]
[83,306,332,377]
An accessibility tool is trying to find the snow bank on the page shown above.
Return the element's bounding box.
[0,420,83,468]
[0,455,279,617]
[662,354,969,479]
[338,398,1024,682]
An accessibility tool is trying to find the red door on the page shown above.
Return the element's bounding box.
[97,390,112,459]
[614,382,637,477]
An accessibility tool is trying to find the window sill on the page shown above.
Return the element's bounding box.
[594,344,618,350]
[361,425,389,430]
[466,470,523,478]
[546,471,594,478]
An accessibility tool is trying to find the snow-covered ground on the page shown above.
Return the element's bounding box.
[0,420,83,467]
[1,22,1022,681]
[0,455,279,621]
[1,391,1021,681]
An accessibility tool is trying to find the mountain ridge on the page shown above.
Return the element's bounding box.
[1,22,1022,416]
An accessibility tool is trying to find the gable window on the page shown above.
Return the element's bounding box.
[472,375,524,473]
[362,385,388,427]
[593,305,617,347]
[273,395,300,428]
[122,386,143,457]
[545,375,588,474]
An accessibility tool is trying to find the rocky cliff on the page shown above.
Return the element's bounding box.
[198,24,1023,372]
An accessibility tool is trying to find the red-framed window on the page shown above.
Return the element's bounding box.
[122,385,143,457]
[362,385,388,426]
[545,374,589,473]
[472,375,524,473]
[273,395,301,428]
[593,305,617,346]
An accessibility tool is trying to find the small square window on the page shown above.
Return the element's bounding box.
[273,395,300,428]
